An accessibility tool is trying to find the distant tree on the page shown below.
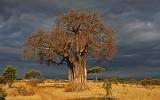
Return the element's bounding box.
[25,70,41,79]
[3,65,16,88]
[24,72,31,79]
[141,78,154,89]
[22,10,116,91]
[87,66,105,81]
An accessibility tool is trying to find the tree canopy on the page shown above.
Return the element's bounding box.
[22,10,116,65]
[25,70,41,79]
[3,65,16,87]
[87,66,105,81]
[87,66,105,74]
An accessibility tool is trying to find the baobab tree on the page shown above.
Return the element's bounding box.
[22,10,116,91]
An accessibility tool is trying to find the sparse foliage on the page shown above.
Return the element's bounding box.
[25,70,41,79]
[22,10,116,91]
[103,81,112,97]
[3,65,16,88]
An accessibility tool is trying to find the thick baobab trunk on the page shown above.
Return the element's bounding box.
[68,60,74,87]
[67,33,88,91]
[67,59,88,92]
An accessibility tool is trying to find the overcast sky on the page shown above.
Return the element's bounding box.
[0,0,160,79]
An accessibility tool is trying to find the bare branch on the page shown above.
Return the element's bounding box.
[22,10,116,65]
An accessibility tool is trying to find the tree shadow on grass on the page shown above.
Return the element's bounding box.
[68,97,117,100]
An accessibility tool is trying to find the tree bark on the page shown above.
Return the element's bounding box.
[67,60,74,89]
[67,58,88,92]
[67,33,88,92]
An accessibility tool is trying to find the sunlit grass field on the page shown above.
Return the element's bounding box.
[1,80,160,100]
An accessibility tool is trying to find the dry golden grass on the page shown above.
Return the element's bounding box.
[1,80,160,100]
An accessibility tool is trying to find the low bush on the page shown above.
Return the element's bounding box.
[0,87,7,100]
[0,76,5,84]
[103,81,112,97]
[141,79,154,89]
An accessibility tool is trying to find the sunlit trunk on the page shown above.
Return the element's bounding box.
[66,33,89,92]
[67,60,74,88]
[67,59,88,92]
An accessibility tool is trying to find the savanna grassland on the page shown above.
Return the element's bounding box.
[1,79,160,100]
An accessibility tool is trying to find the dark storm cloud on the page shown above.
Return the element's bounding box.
[0,0,160,78]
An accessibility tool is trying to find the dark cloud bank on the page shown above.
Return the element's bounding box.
[0,0,160,79]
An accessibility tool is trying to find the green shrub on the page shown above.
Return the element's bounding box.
[3,65,16,88]
[0,87,7,100]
